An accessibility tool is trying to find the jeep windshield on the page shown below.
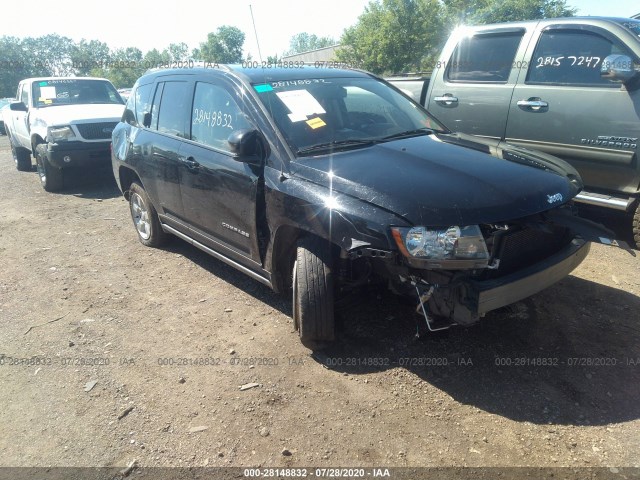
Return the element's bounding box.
[252,77,448,156]
[32,79,124,108]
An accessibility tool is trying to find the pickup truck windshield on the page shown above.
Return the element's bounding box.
[31,79,124,108]
[252,77,447,156]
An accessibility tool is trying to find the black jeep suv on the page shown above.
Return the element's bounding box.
[111,65,623,348]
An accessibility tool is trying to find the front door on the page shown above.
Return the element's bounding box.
[178,80,262,263]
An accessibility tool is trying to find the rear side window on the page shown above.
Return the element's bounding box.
[190,82,251,152]
[21,83,30,107]
[134,83,153,125]
[446,32,523,83]
[526,30,636,86]
[155,81,190,137]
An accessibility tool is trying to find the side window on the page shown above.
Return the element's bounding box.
[150,83,164,130]
[156,82,190,137]
[132,83,152,126]
[190,82,251,152]
[526,30,631,86]
[21,83,30,107]
[447,32,523,83]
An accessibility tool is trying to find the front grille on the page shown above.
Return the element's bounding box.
[492,226,572,276]
[76,122,117,140]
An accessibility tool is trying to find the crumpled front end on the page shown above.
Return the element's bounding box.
[348,206,629,328]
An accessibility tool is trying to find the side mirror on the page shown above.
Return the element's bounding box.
[9,101,27,112]
[142,112,151,128]
[228,129,267,165]
[601,54,637,83]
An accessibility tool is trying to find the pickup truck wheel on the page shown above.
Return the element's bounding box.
[633,203,640,250]
[35,144,63,191]
[293,236,335,349]
[128,182,168,247]
[12,141,32,172]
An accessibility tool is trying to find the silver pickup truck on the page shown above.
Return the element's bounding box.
[390,17,640,248]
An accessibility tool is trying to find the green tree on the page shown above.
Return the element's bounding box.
[70,39,111,75]
[198,26,245,63]
[337,0,444,74]
[285,33,336,55]
[23,34,75,76]
[91,47,144,88]
[0,36,32,96]
[143,48,171,68]
[167,42,189,62]
[442,0,576,24]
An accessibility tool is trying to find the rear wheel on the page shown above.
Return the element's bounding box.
[35,144,63,191]
[293,236,335,349]
[11,139,32,172]
[128,182,168,247]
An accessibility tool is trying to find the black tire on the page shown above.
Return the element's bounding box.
[11,138,32,172]
[293,236,335,349]
[128,182,168,248]
[35,144,63,191]
[633,203,640,250]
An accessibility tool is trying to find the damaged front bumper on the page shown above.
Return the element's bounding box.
[471,237,589,315]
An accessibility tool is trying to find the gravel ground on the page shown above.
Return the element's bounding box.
[0,134,639,477]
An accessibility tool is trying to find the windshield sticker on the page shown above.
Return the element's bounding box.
[271,79,329,89]
[288,113,309,122]
[39,81,48,87]
[276,89,326,121]
[254,84,273,93]
[306,117,326,129]
[39,86,57,99]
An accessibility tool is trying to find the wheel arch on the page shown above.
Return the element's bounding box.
[268,224,341,294]
[118,166,144,200]
[31,134,45,152]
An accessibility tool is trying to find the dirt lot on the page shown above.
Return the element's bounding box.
[0,134,639,474]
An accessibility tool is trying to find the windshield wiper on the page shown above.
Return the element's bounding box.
[296,139,377,156]
[380,128,434,142]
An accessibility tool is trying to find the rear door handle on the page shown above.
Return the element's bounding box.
[517,98,548,111]
[434,94,458,105]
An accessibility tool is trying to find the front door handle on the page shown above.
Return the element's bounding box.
[434,94,458,105]
[517,98,548,111]
[180,156,200,169]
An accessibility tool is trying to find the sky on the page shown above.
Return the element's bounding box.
[1,0,638,59]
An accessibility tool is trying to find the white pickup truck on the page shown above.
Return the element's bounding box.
[3,77,125,191]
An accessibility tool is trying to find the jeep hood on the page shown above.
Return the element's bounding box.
[33,104,124,127]
[290,132,583,226]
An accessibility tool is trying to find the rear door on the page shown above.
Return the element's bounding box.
[178,79,263,264]
[136,80,190,223]
[426,26,533,139]
[505,24,640,196]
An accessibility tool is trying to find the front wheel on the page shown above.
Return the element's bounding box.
[12,139,32,172]
[128,182,168,247]
[35,144,63,191]
[293,236,335,349]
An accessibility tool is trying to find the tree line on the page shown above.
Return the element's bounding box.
[0,0,576,97]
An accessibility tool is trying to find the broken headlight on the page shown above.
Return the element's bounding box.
[391,225,489,269]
